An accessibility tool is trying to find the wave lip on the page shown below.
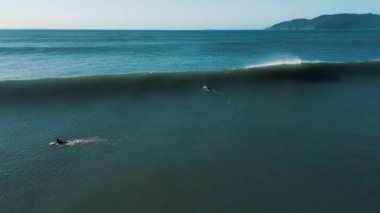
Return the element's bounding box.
[244,59,323,69]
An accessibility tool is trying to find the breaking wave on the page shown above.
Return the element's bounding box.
[244,58,324,68]
[1,61,380,102]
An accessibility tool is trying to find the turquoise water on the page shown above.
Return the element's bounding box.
[1,31,380,212]
[0,30,380,80]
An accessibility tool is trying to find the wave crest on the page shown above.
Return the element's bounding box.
[244,58,323,69]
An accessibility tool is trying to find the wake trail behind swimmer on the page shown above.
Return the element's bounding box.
[49,137,105,147]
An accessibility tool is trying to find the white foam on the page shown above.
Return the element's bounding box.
[244,59,323,69]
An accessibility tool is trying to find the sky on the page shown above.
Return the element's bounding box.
[0,0,379,29]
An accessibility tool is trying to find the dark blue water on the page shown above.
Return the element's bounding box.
[0,31,380,213]
[0,30,380,80]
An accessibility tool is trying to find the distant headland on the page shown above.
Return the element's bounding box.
[266,13,380,30]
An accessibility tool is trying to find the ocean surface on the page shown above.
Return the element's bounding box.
[0,30,380,212]
[1,30,380,80]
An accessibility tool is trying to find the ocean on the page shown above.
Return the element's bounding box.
[0,30,380,212]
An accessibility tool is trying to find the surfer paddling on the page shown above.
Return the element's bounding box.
[55,138,68,145]
[202,85,214,93]
[202,85,223,96]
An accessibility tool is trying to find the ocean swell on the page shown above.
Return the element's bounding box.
[0,61,379,102]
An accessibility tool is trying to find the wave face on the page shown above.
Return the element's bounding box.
[1,61,379,102]
[1,30,380,80]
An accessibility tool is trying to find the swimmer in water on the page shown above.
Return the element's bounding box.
[202,85,213,92]
[55,138,67,145]
[202,85,224,96]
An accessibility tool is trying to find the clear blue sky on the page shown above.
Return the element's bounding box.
[1,0,380,29]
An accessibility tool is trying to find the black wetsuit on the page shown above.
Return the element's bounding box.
[56,139,67,145]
